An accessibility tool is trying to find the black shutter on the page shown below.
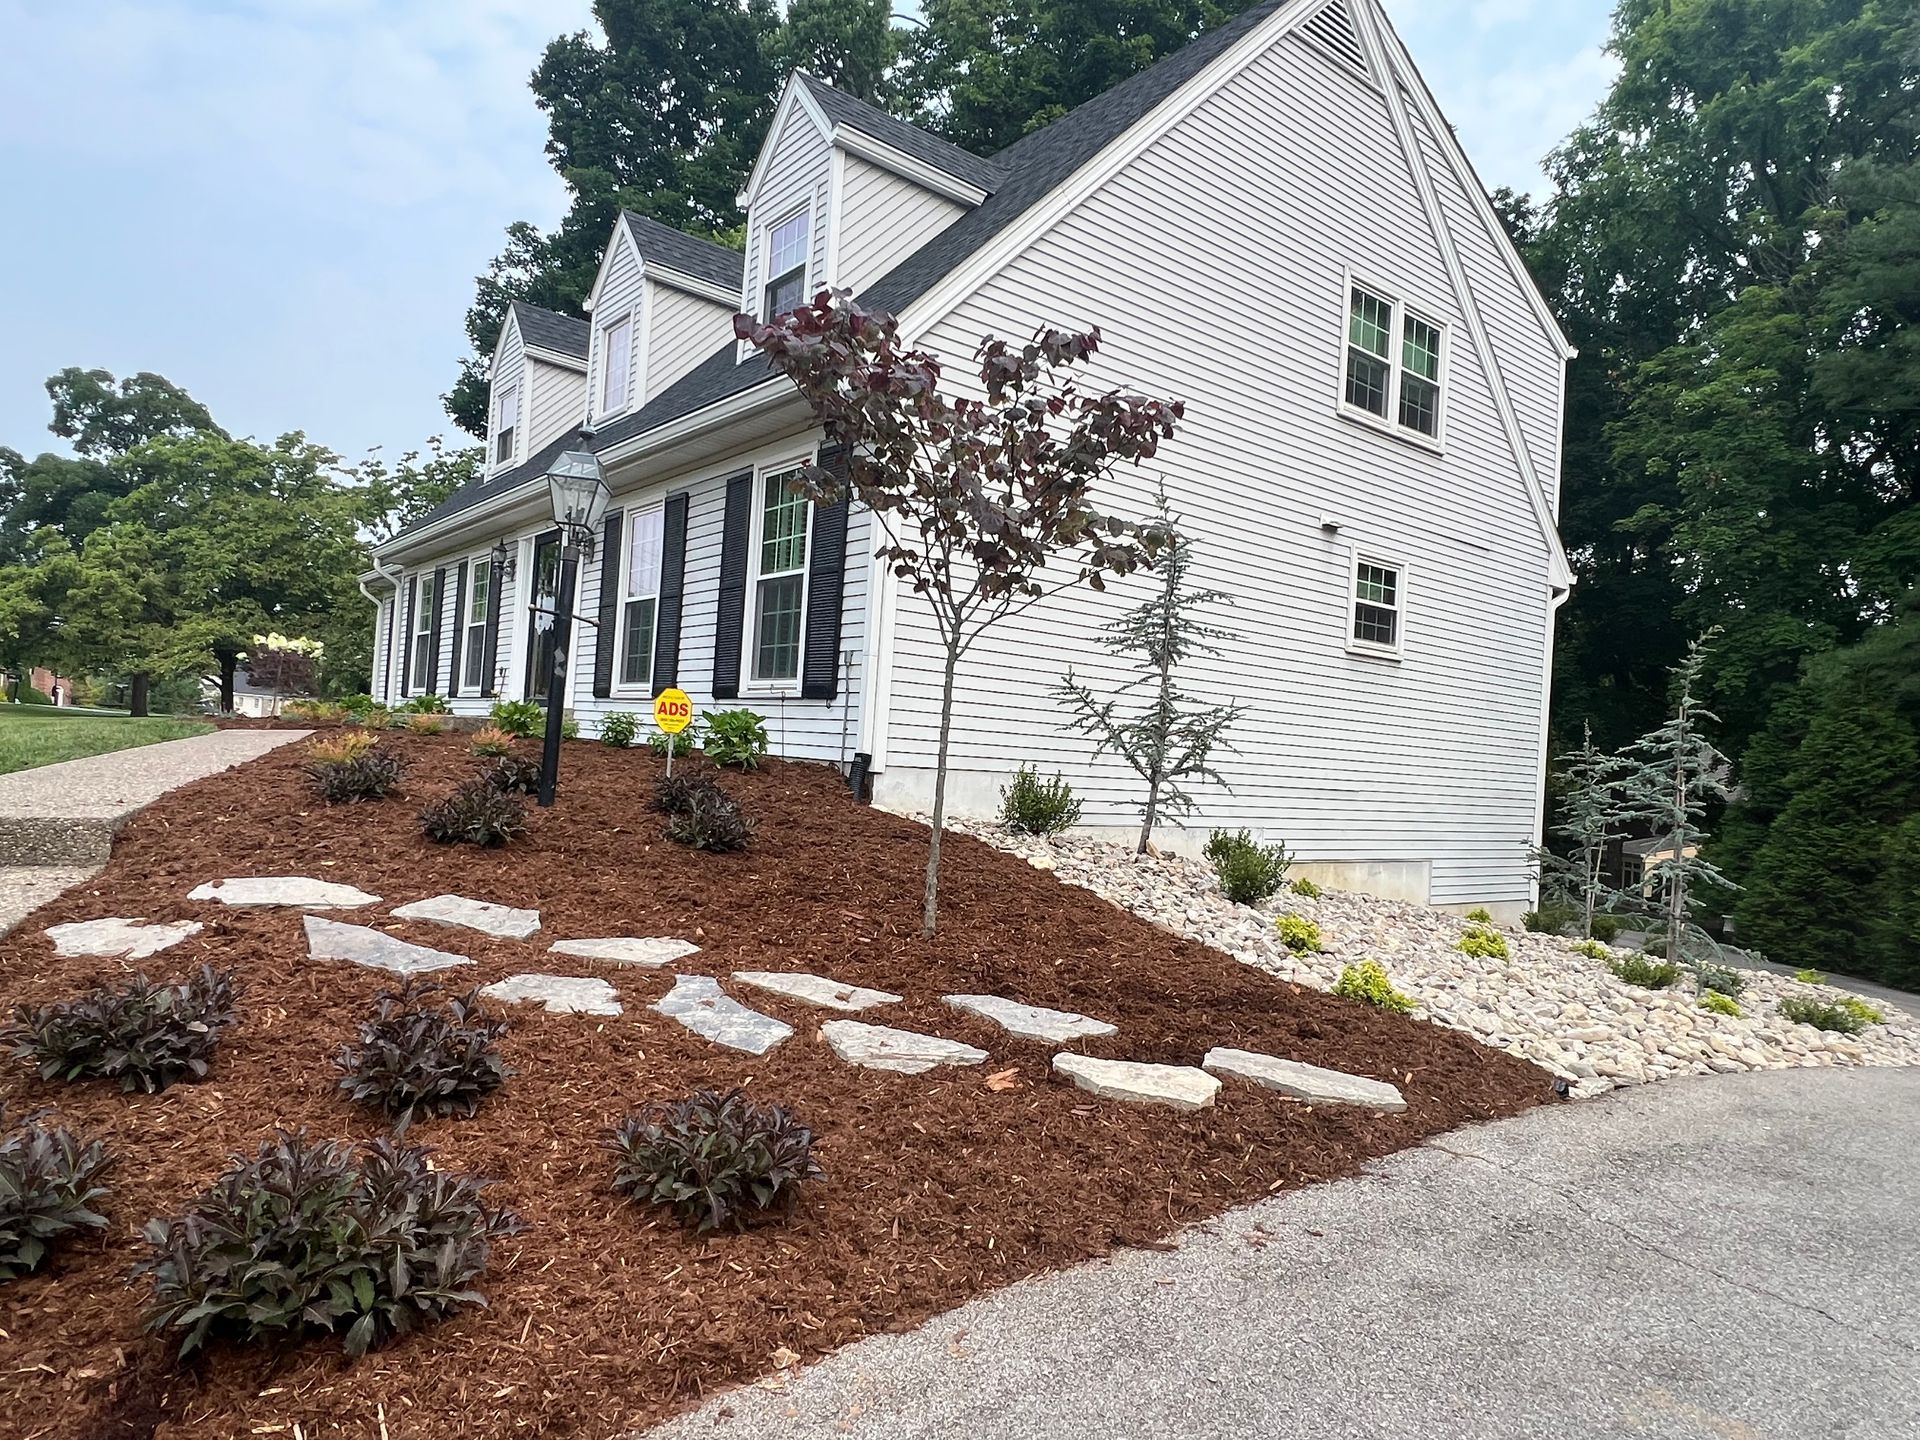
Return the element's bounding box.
[448,561,468,696]
[481,548,505,697]
[591,509,624,699]
[427,567,447,694]
[710,471,753,700]
[800,448,851,700]
[400,576,417,697]
[652,491,690,695]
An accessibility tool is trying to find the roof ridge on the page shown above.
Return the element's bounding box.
[619,211,743,263]
[795,73,1007,194]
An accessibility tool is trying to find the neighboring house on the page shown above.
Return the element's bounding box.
[204,666,314,717]
[2,667,73,705]
[1620,836,1700,899]
[360,0,1572,914]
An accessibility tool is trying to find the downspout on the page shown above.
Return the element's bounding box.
[361,556,406,703]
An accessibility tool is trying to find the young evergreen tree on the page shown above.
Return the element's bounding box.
[1055,494,1243,854]
[1617,634,1737,963]
[1536,721,1633,938]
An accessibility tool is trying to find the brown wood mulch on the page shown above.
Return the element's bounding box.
[0,733,1551,1440]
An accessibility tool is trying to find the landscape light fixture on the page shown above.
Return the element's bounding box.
[535,449,611,806]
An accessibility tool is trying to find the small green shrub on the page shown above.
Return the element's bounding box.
[1521,902,1575,934]
[560,711,580,741]
[284,699,349,724]
[1699,991,1743,1018]
[599,712,639,748]
[1,1109,115,1281]
[488,699,543,738]
[999,764,1082,836]
[359,706,394,731]
[482,754,543,795]
[1289,876,1322,898]
[402,712,447,735]
[338,693,378,715]
[1205,829,1292,906]
[607,1089,824,1234]
[1792,967,1827,985]
[1332,960,1417,1015]
[1778,995,1879,1034]
[659,775,753,852]
[398,693,451,715]
[136,1132,522,1358]
[6,966,238,1093]
[1590,914,1621,943]
[701,709,769,769]
[335,984,510,1130]
[1465,907,1494,924]
[1275,913,1323,953]
[305,746,405,804]
[647,719,701,754]
[420,781,527,847]
[1693,964,1746,999]
[469,725,515,757]
[1608,953,1681,989]
[1570,938,1611,961]
[1457,926,1510,960]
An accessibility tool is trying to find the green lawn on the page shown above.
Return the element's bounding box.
[0,705,213,776]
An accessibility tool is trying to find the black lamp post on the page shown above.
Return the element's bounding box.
[537,449,611,807]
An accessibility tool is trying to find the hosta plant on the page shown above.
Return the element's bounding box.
[700,709,769,769]
[420,781,527,847]
[0,1109,115,1281]
[488,699,543,738]
[1332,960,1417,1015]
[607,1089,824,1233]
[599,711,639,748]
[136,1132,523,1358]
[647,719,701,754]
[1457,926,1510,961]
[6,965,239,1093]
[469,725,516,757]
[398,693,451,714]
[998,764,1081,836]
[1205,829,1292,906]
[336,985,509,1130]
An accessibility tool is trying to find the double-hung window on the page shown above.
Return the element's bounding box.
[493,382,519,465]
[1343,282,1445,442]
[618,507,664,690]
[762,210,809,321]
[600,314,632,416]
[462,558,491,692]
[1348,554,1404,656]
[410,575,435,690]
[750,466,809,683]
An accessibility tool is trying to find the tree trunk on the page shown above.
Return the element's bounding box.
[129,671,150,717]
[219,654,238,714]
[922,638,961,939]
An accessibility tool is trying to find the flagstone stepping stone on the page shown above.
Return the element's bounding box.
[1052,1054,1219,1111]
[392,894,541,940]
[191,876,380,908]
[943,993,1117,1043]
[820,1020,989,1075]
[302,915,473,976]
[550,936,699,967]
[733,971,901,1012]
[46,917,202,960]
[480,973,622,1017]
[652,975,791,1054]
[1202,1047,1407,1111]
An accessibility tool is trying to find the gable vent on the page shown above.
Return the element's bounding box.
[1298,0,1371,80]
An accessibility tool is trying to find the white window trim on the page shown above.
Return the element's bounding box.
[492,380,521,470]
[1335,268,1449,454]
[457,553,493,696]
[410,574,436,691]
[761,204,813,321]
[1344,547,1407,662]
[597,309,636,422]
[742,451,816,696]
[609,502,666,698]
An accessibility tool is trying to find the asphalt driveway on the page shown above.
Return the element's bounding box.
[644,1067,1920,1440]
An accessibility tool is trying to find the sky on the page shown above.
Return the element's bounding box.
[0,0,1617,471]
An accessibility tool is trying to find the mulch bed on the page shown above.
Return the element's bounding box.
[1,733,1551,1439]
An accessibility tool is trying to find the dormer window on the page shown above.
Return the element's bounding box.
[762,208,810,320]
[600,314,632,416]
[494,382,519,465]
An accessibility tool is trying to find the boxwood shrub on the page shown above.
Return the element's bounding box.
[999,764,1081,836]
[1205,829,1292,905]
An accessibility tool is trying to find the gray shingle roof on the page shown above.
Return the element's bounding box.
[622,212,746,291]
[798,74,1007,196]
[396,0,1287,545]
[509,301,589,360]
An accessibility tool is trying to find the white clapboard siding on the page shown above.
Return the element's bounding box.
[588,225,645,425]
[880,32,1560,904]
[484,322,526,477]
[526,358,585,453]
[834,156,967,295]
[740,101,832,332]
[644,281,734,404]
[369,595,395,704]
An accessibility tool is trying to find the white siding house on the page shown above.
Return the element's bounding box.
[361,0,1569,915]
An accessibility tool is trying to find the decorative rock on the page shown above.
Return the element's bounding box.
[732,971,901,1012]
[1200,1047,1406,1111]
[302,915,472,976]
[46,917,201,960]
[1053,1053,1219,1110]
[481,973,621,1017]
[820,1021,989,1075]
[652,975,791,1054]
[943,993,1116,1043]
[393,894,540,940]
[550,936,699,967]
[192,876,379,909]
